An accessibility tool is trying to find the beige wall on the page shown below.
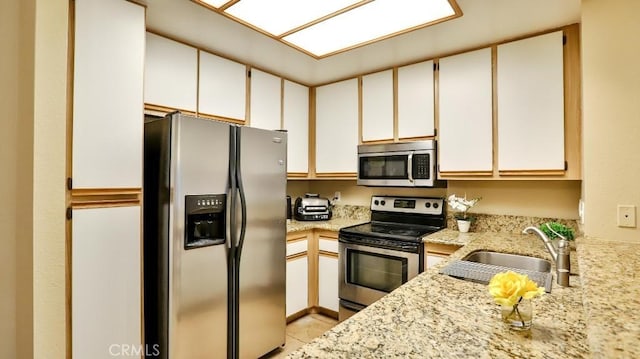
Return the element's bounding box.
[32,0,69,357]
[0,0,68,357]
[288,180,581,219]
[582,0,640,241]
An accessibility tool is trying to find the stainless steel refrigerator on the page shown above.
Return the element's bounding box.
[144,112,287,359]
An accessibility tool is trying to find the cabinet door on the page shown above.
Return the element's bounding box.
[315,79,359,174]
[250,69,282,130]
[426,254,446,269]
[144,32,198,111]
[72,206,141,358]
[199,51,246,121]
[318,255,339,312]
[286,256,309,317]
[497,31,565,172]
[362,70,394,142]
[397,60,435,139]
[438,48,493,173]
[283,80,309,174]
[73,0,144,189]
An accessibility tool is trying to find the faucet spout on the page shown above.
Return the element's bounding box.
[522,226,558,262]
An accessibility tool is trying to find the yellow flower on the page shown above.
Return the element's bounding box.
[488,271,543,307]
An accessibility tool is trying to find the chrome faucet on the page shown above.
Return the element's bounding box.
[523,226,571,287]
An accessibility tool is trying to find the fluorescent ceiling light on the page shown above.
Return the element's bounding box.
[200,0,231,8]
[194,0,461,58]
[225,0,362,36]
[283,0,457,57]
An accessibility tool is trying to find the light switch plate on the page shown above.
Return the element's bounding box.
[617,205,636,228]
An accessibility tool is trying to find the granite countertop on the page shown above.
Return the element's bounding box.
[287,218,367,234]
[289,230,591,358]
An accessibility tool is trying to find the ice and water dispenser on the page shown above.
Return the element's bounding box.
[184,194,226,249]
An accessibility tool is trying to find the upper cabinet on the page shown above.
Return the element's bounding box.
[283,80,309,175]
[144,33,198,112]
[198,51,247,121]
[315,79,359,175]
[397,60,435,139]
[250,69,282,131]
[438,48,493,174]
[73,0,144,189]
[497,31,565,174]
[361,70,394,142]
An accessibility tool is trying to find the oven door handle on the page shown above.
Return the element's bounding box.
[339,299,366,312]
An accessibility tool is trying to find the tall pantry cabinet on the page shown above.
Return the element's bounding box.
[70,0,144,357]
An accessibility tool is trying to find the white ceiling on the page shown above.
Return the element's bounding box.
[145,0,581,86]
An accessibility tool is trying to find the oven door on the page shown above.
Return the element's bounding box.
[338,240,419,307]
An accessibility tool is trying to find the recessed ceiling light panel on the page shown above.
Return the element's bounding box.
[283,0,457,57]
[225,0,362,36]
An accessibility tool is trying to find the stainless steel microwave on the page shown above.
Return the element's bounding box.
[357,141,444,187]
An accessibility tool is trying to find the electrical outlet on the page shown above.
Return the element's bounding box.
[617,205,636,228]
[334,191,341,202]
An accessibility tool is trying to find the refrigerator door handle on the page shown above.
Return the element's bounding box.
[235,132,248,260]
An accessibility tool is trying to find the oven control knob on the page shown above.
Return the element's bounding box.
[425,202,431,208]
[433,203,439,209]
[374,200,379,205]
[381,200,386,206]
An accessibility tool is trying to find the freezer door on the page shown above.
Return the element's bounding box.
[236,126,287,358]
[170,114,230,358]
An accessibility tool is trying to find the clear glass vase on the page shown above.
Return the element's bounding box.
[501,298,532,330]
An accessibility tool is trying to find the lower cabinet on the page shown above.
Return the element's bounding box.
[425,243,462,269]
[286,256,308,317]
[318,255,339,312]
[72,206,141,358]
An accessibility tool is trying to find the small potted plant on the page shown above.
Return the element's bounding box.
[447,194,481,233]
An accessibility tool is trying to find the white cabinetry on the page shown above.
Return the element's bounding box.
[397,60,435,139]
[198,51,246,121]
[438,48,493,173]
[361,70,394,142]
[72,206,141,359]
[250,69,282,130]
[144,33,198,112]
[73,0,144,189]
[497,31,565,172]
[283,80,309,174]
[318,255,339,312]
[315,79,359,174]
[286,256,309,317]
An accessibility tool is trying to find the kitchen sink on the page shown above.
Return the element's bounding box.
[439,250,553,292]
[463,251,552,273]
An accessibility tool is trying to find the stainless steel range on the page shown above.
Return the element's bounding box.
[338,196,446,322]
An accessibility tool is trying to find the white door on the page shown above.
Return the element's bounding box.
[315,79,359,174]
[72,206,141,359]
[497,31,565,172]
[250,68,282,130]
[318,255,339,312]
[198,51,246,120]
[144,33,198,112]
[73,0,144,189]
[362,70,394,142]
[283,80,309,174]
[397,60,435,139]
[438,48,493,173]
[286,256,309,317]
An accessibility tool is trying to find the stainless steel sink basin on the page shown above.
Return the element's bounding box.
[463,251,552,273]
[439,250,553,292]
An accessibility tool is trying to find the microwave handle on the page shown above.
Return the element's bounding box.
[407,153,414,183]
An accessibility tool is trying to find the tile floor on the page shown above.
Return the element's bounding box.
[261,314,338,358]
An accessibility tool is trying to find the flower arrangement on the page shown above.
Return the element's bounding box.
[447,194,481,221]
[488,271,544,329]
